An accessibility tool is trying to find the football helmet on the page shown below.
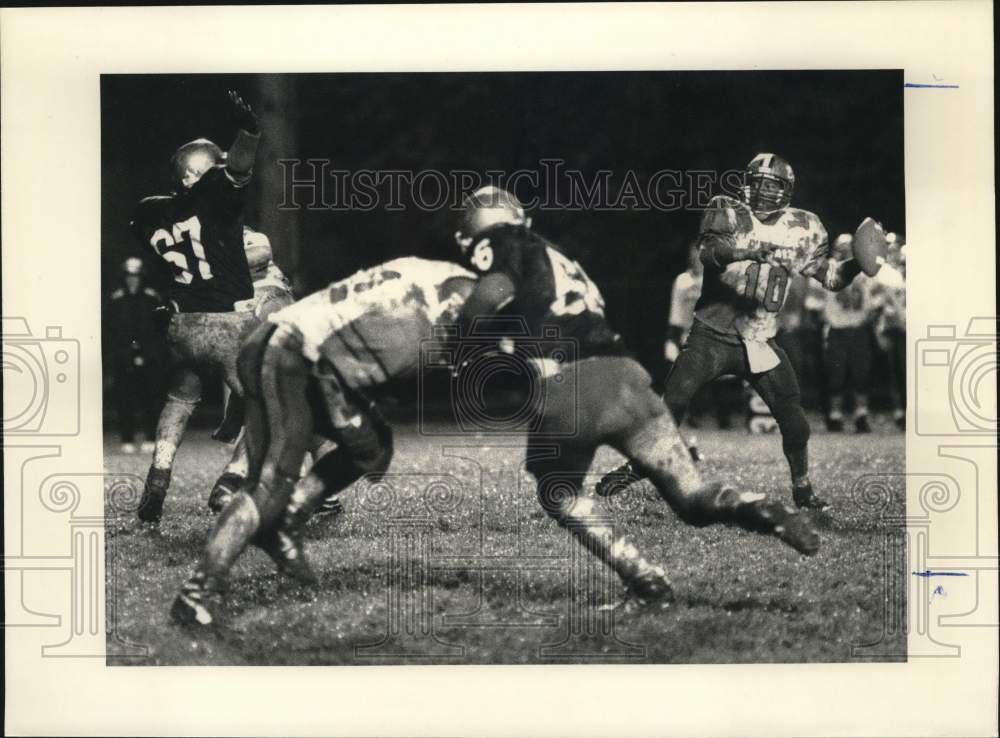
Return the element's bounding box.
[743,153,794,216]
[454,186,529,254]
[122,256,145,276]
[243,226,273,273]
[171,138,224,189]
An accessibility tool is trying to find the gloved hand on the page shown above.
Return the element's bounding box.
[229,89,259,135]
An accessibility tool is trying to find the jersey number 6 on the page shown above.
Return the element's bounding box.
[149,216,214,285]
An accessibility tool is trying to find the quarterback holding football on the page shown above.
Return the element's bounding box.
[600,153,880,511]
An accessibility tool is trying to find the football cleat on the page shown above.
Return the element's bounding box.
[793,482,831,512]
[751,499,821,556]
[208,472,245,513]
[595,461,638,498]
[625,564,674,604]
[313,495,345,519]
[170,573,223,628]
[854,414,872,434]
[138,466,171,523]
[825,415,844,432]
[256,529,318,585]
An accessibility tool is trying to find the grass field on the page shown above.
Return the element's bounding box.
[105,417,906,665]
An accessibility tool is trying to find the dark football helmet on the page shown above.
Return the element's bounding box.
[454,186,529,254]
[170,138,224,189]
[743,153,794,217]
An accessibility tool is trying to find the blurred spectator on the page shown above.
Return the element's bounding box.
[872,233,907,429]
[106,257,167,453]
[665,243,736,429]
[821,234,877,433]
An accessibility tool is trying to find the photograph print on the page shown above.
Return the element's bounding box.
[101,70,907,665]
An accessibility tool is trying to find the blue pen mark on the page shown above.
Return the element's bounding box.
[931,585,947,600]
[905,83,960,89]
[912,570,968,577]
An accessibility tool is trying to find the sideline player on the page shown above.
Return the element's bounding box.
[106,257,167,453]
[133,91,262,523]
[171,257,479,625]
[871,234,907,430]
[822,234,876,433]
[598,154,870,511]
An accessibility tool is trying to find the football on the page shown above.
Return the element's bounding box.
[852,216,888,276]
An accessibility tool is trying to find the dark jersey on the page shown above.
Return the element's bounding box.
[105,286,167,369]
[131,166,253,313]
[463,224,624,358]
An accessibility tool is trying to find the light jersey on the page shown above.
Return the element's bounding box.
[235,261,295,320]
[695,196,829,342]
[872,269,906,335]
[668,270,702,342]
[823,273,875,329]
[269,257,476,388]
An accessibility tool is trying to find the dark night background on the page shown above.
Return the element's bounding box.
[102,71,904,387]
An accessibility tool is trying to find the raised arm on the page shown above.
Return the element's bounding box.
[225,90,260,184]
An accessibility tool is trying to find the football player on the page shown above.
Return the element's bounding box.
[450,187,818,601]
[871,234,906,430]
[106,257,167,454]
[207,226,306,514]
[598,154,867,511]
[821,234,877,433]
[171,257,478,626]
[133,91,263,524]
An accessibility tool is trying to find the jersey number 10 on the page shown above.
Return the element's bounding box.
[743,262,788,312]
[149,216,214,285]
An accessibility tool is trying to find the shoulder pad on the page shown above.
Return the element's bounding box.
[110,288,125,300]
[132,196,171,226]
[143,287,161,299]
[700,195,750,234]
[709,194,742,209]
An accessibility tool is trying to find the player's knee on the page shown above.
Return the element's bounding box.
[592,358,664,441]
[338,412,394,480]
[167,369,202,405]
